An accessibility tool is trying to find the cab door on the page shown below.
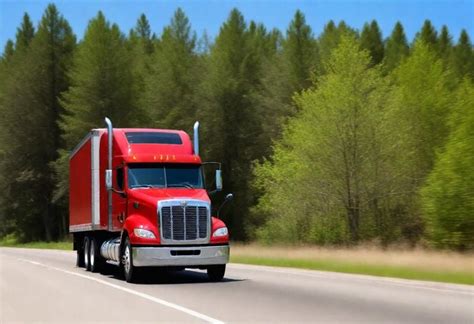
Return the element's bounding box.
[112,166,127,231]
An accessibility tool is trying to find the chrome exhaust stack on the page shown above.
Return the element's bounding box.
[104,117,113,231]
[193,121,200,155]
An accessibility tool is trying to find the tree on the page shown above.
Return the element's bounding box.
[384,22,409,71]
[387,40,453,242]
[128,13,155,124]
[253,11,318,157]
[252,35,394,244]
[422,80,474,250]
[360,20,384,65]
[283,10,319,90]
[318,20,358,72]
[415,20,438,50]
[451,30,474,80]
[143,8,200,131]
[199,9,263,239]
[54,12,133,210]
[0,4,75,241]
[15,13,35,52]
[438,25,453,62]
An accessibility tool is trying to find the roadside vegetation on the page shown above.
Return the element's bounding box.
[0,5,473,251]
[1,236,472,285]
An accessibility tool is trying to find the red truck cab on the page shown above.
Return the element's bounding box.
[69,118,230,282]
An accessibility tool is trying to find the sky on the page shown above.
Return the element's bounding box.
[1,0,473,52]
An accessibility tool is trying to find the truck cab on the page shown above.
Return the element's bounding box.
[69,118,230,282]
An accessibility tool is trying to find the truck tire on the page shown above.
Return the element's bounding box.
[84,236,91,271]
[122,237,137,283]
[90,238,104,273]
[207,265,226,282]
[76,248,85,268]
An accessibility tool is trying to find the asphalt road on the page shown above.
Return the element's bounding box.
[1,247,473,323]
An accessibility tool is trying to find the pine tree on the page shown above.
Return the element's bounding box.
[422,80,474,250]
[15,13,35,52]
[319,20,358,71]
[54,12,133,211]
[128,13,154,124]
[1,40,15,62]
[253,10,317,157]
[451,30,474,80]
[200,9,262,239]
[143,8,200,131]
[130,13,154,55]
[438,25,453,62]
[384,22,409,71]
[283,10,319,90]
[360,20,384,65]
[0,4,75,241]
[415,20,438,50]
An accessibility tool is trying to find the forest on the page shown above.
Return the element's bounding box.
[0,4,473,250]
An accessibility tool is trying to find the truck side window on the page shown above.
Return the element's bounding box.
[117,167,124,190]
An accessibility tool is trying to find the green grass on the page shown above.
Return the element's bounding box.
[230,255,474,285]
[0,235,72,250]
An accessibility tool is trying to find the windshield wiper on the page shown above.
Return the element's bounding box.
[130,184,155,189]
[170,183,195,189]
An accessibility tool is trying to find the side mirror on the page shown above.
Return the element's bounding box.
[215,170,223,192]
[217,193,234,218]
[105,169,112,190]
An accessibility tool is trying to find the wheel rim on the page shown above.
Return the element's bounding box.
[84,239,89,269]
[124,245,131,274]
[90,240,95,268]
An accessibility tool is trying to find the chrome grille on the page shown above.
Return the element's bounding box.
[159,200,210,243]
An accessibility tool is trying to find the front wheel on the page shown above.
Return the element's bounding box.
[207,265,226,282]
[122,237,137,283]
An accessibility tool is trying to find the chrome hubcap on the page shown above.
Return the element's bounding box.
[124,245,131,274]
[90,241,95,268]
[84,240,89,268]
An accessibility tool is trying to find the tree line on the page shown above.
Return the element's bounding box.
[0,4,473,249]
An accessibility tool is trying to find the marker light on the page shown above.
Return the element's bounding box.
[134,228,156,239]
[213,227,228,237]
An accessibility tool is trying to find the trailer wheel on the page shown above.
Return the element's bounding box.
[76,248,85,268]
[84,236,91,271]
[122,237,136,283]
[207,265,226,282]
[90,238,104,273]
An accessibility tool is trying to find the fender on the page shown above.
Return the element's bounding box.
[210,217,230,244]
[123,213,161,245]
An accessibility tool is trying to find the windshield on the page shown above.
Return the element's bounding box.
[127,163,204,189]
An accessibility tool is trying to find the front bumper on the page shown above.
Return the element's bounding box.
[132,244,229,267]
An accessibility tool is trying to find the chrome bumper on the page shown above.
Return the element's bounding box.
[132,245,229,267]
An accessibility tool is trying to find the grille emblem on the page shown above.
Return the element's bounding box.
[180,201,188,207]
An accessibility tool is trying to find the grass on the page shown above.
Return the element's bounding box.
[0,235,72,250]
[230,244,474,285]
[1,236,472,285]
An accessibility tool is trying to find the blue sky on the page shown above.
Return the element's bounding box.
[1,0,473,51]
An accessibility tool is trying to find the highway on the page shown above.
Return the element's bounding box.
[1,247,473,323]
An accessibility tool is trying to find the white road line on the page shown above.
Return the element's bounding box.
[229,263,474,296]
[16,258,224,324]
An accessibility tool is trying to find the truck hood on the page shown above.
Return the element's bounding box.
[127,188,210,205]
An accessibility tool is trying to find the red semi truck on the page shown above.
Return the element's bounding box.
[69,118,231,282]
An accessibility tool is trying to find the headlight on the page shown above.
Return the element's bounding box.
[213,227,228,237]
[134,228,156,239]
